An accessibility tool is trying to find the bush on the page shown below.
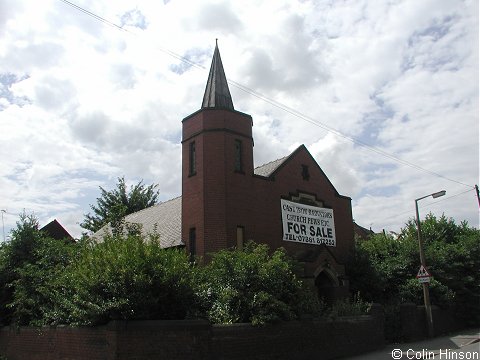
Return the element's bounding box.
[2,215,327,327]
[195,242,322,326]
[47,233,195,326]
[327,292,372,318]
[398,278,455,308]
[348,213,480,337]
[0,213,77,326]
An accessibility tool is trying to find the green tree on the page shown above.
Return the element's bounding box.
[195,242,322,326]
[0,213,43,324]
[348,213,480,330]
[48,232,195,326]
[0,213,77,325]
[80,177,159,233]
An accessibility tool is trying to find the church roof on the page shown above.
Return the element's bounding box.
[254,157,288,177]
[201,41,234,110]
[92,196,183,248]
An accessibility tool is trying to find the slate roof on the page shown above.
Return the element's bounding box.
[92,196,183,249]
[254,157,288,177]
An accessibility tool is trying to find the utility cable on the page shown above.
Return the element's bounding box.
[57,0,474,189]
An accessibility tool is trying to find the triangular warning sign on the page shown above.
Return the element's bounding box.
[416,265,431,278]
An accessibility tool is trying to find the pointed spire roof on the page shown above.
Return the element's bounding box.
[202,41,234,110]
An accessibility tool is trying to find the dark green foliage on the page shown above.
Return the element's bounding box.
[2,214,338,327]
[348,213,480,339]
[327,292,372,318]
[398,278,455,307]
[47,234,195,326]
[195,242,322,326]
[81,177,159,233]
[0,213,77,326]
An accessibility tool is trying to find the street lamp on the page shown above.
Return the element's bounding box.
[415,190,446,338]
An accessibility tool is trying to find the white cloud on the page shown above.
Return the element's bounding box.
[0,0,477,239]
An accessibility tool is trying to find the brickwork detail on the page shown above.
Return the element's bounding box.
[181,107,355,281]
[0,314,384,360]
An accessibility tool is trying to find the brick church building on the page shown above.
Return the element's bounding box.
[96,43,355,301]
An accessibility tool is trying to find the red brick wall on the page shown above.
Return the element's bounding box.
[0,312,384,360]
[0,326,106,360]
[211,314,383,360]
[399,303,466,342]
[182,108,254,258]
[181,107,354,278]
[249,146,354,266]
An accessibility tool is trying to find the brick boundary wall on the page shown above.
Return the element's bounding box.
[399,303,466,342]
[0,305,384,360]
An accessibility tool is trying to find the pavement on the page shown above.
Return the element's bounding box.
[344,328,480,359]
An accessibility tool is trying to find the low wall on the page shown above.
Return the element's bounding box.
[0,306,384,360]
[212,308,384,359]
[0,326,107,360]
[400,303,466,342]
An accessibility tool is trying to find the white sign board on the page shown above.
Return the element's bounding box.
[418,276,431,284]
[281,199,336,247]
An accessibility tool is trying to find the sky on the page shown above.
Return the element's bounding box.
[0,0,478,240]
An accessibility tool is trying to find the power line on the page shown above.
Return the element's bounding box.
[57,0,473,189]
[227,80,472,188]
[58,0,207,71]
[58,0,128,32]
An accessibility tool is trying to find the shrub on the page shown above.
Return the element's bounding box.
[47,233,195,326]
[398,278,455,308]
[327,292,372,318]
[348,213,480,338]
[0,213,77,326]
[195,242,322,326]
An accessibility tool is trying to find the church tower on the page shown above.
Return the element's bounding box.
[182,43,254,259]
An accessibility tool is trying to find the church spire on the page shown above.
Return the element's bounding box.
[201,41,234,110]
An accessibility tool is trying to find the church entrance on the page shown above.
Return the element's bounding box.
[314,269,338,305]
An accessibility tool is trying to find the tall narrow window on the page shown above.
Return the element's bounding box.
[236,226,244,251]
[189,227,196,261]
[189,141,196,176]
[234,139,243,172]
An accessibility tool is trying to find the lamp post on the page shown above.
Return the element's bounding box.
[415,190,446,338]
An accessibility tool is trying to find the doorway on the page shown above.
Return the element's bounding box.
[315,269,338,305]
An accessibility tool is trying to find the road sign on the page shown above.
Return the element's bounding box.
[416,265,431,283]
[416,265,431,278]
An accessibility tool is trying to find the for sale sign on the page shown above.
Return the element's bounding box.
[281,199,336,247]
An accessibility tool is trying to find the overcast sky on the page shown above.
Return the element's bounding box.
[0,0,478,240]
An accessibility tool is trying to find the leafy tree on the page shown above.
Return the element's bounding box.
[0,213,43,324]
[195,242,322,326]
[80,177,159,233]
[0,213,77,326]
[348,213,480,333]
[48,232,195,326]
